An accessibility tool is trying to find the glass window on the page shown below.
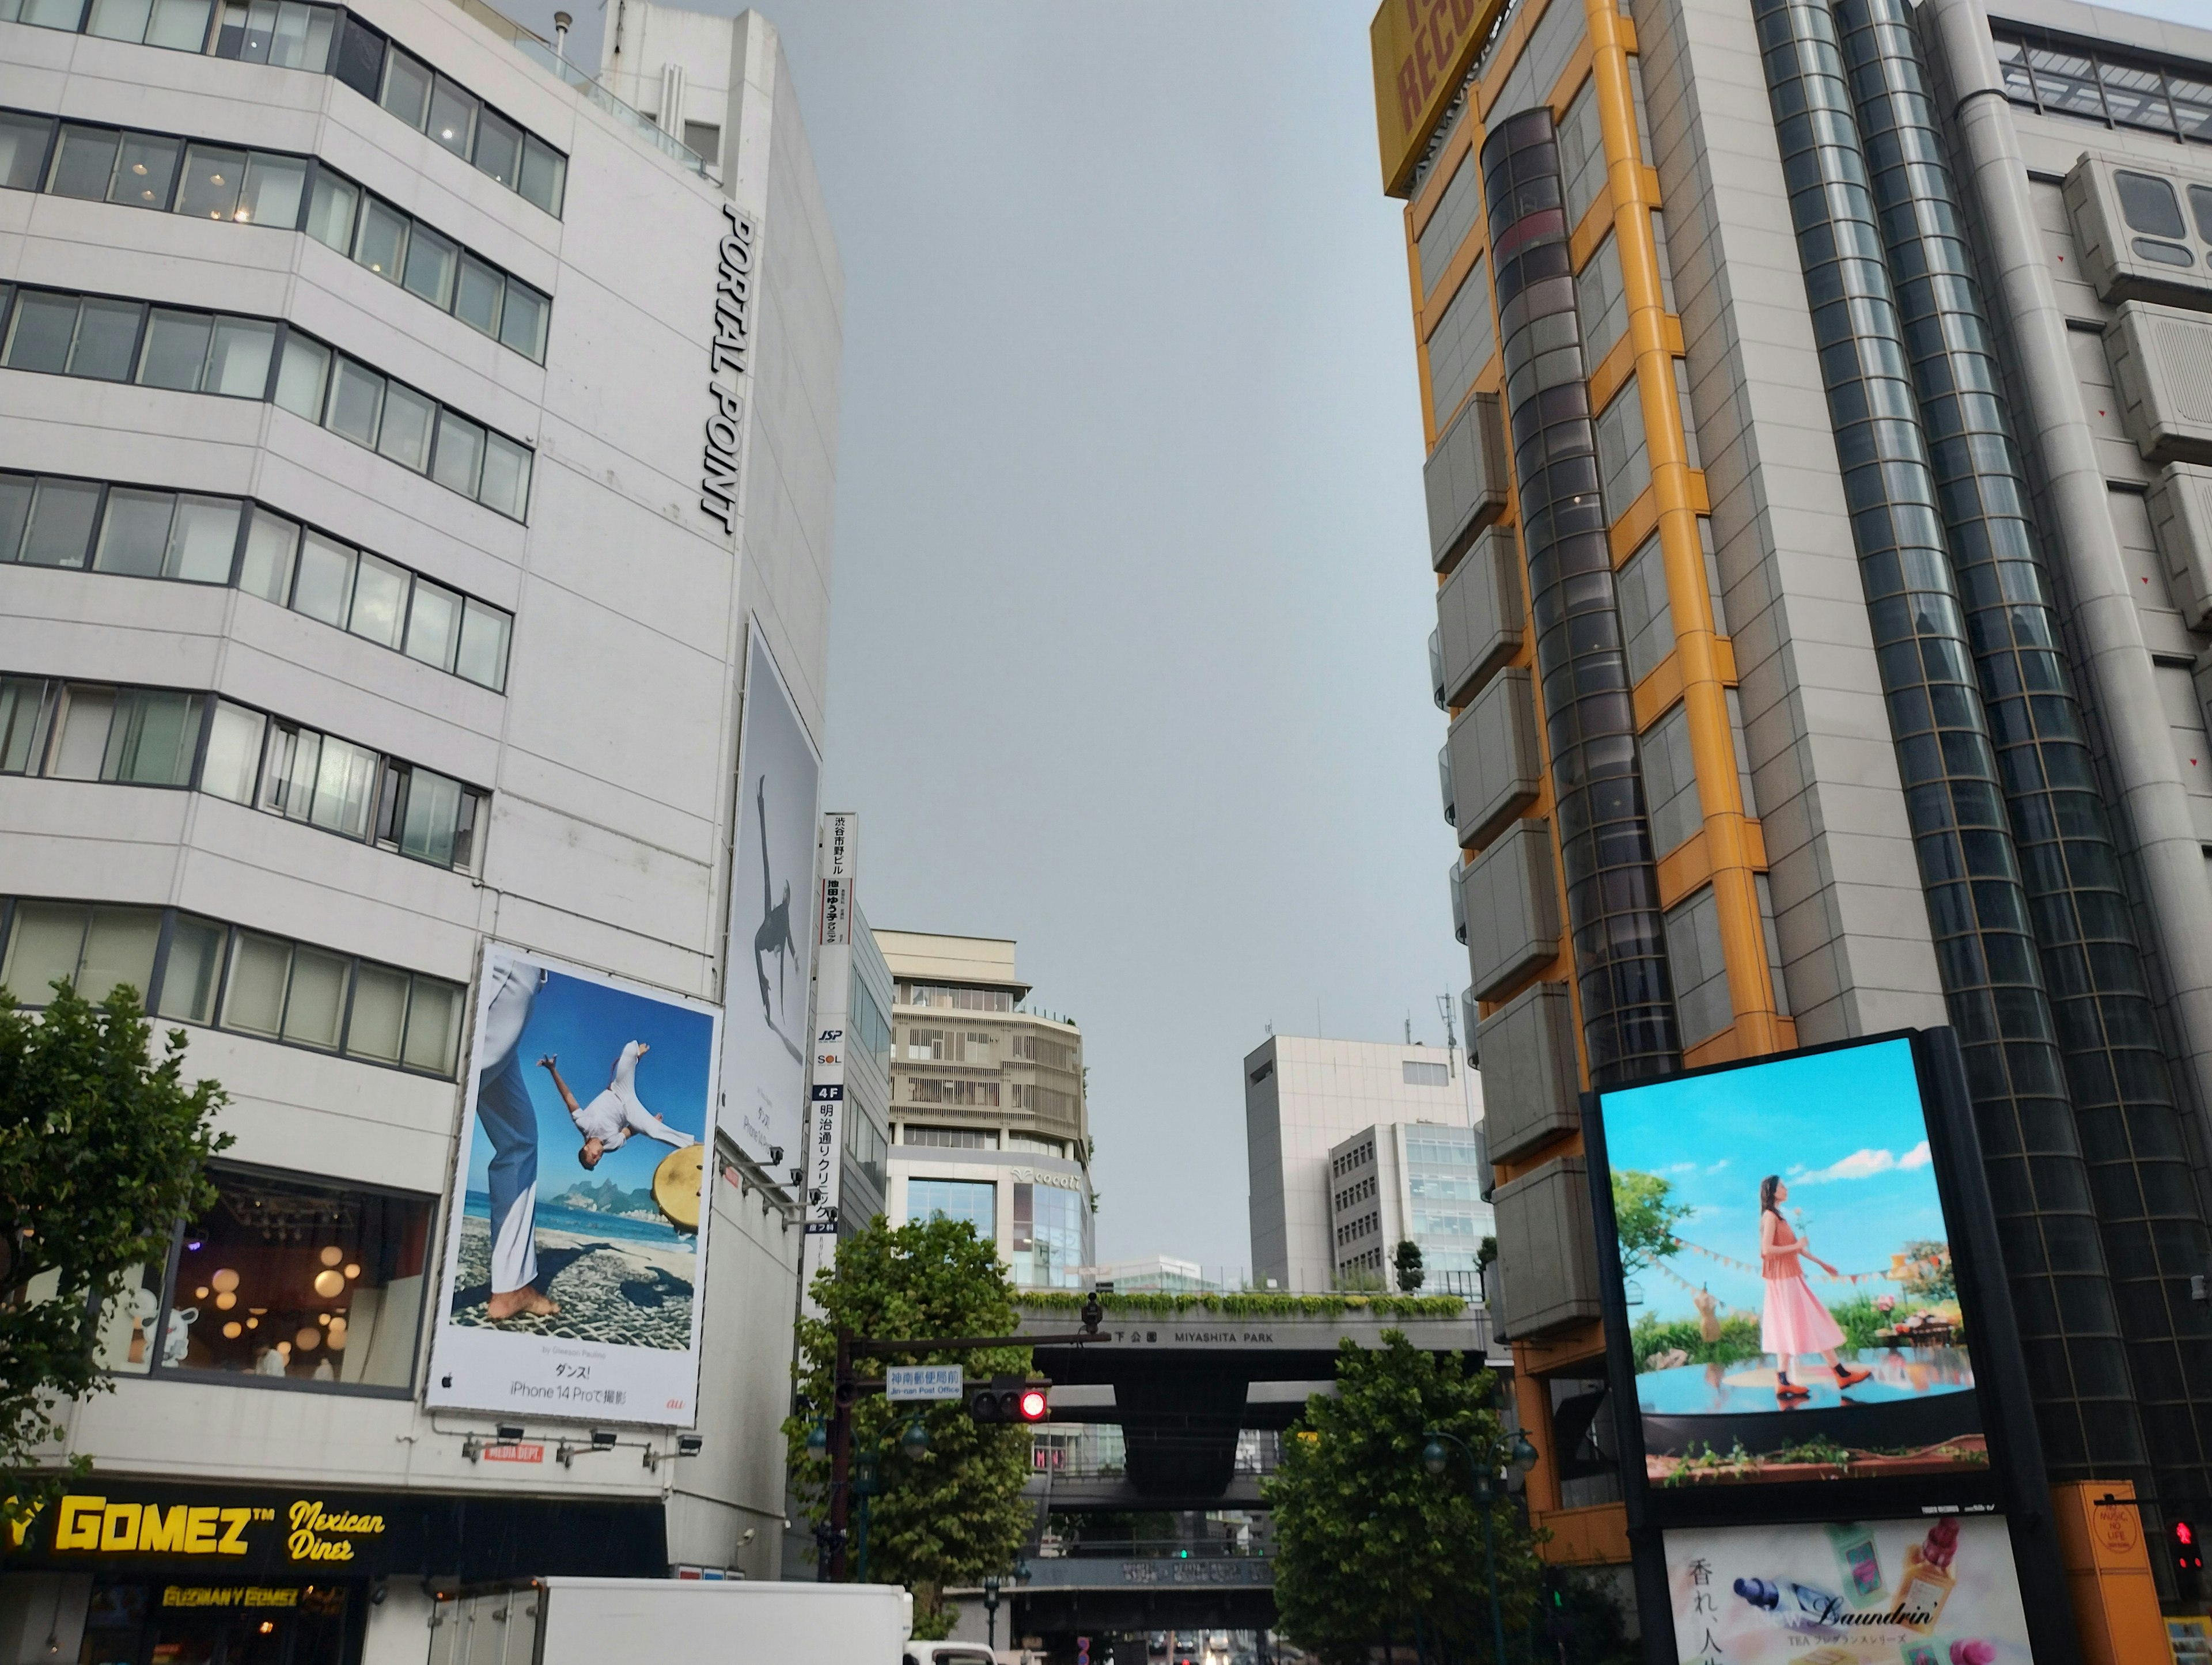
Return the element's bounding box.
[85,0,153,39]
[396,768,465,865]
[266,0,332,70]
[518,136,566,217]
[225,0,277,60]
[0,113,55,192]
[143,0,212,49]
[136,309,211,391]
[0,473,29,562]
[380,50,433,131]
[5,293,78,373]
[78,907,164,1005]
[1639,700,1702,854]
[49,685,117,779]
[472,109,521,188]
[166,496,241,582]
[402,977,461,1074]
[70,298,143,381]
[2192,184,2212,245]
[345,964,408,1062]
[238,507,299,604]
[347,551,408,647]
[477,433,531,518]
[325,357,385,447]
[14,0,89,24]
[238,152,306,227]
[202,317,274,398]
[404,579,461,672]
[2101,60,2174,133]
[2117,170,2186,237]
[290,532,354,626]
[374,382,435,473]
[273,331,331,421]
[107,134,181,211]
[906,1178,996,1237]
[303,169,359,252]
[497,280,547,361]
[221,931,290,1034]
[0,677,50,773]
[201,700,265,803]
[21,478,103,568]
[1560,78,1608,230]
[456,599,510,691]
[161,1166,435,1390]
[426,78,478,158]
[282,946,347,1048]
[682,122,719,168]
[174,144,247,222]
[400,223,456,309]
[331,13,385,100]
[453,256,503,338]
[48,126,120,202]
[1619,532,1674,685]
[100,689,202,786]
[354,196,407,280]
[1577,232,1628,365]
[1595,374,1651,517]
[156,913,228,1023]
[308,734,378,837]
[2,901,87,1002]
[94,488,176,578]
[1664,883,1731,1044]
[429,412,484,497]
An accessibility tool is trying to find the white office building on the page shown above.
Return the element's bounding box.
[1243,1035,1480,1294]
[0,0,839,1655]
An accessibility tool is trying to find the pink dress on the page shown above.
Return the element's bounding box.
[1761,1215,1846,1359]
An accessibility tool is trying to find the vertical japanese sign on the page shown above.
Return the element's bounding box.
[805,813,857,1234]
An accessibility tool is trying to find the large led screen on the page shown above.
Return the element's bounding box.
[1594,1036,1982,1489]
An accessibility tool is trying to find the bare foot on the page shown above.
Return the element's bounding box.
[486,1287,559,1320]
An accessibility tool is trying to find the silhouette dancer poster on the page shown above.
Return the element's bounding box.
[1589,1035,1984,1490]
[719,628,822,1166]
[426,942,720,1424]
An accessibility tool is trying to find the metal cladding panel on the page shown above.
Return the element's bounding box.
[1478,978,1580,1165]
[2149,462,2212,629]
[1447,665,1542,849]
[2109,301,2212,466]
[2063,151,2212,309]
[1491,1154,1600,1337]
[1464,814,1560,1001]
[1436,523,1525,707]
[1424,390,1509,572]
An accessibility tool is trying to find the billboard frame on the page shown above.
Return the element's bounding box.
[1581,1026,2077,1662]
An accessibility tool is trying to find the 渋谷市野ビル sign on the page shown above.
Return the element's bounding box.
[700,202,756,533]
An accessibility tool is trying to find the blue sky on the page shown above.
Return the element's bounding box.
[464,970,715,1200]
[1600,1038,1952,1325]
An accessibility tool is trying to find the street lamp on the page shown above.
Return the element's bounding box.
[1422,1427,1537,1662]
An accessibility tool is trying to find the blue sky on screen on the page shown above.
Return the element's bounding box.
[464,970,715,1197]
[1599,1037,1950,1322]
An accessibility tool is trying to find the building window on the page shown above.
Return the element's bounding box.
[0,897,465,1075]
[906,1177,995,1238]
[851,976,891,1072]
[1664,883,1731,1045]
[1424,255,1493,427]
[1013,1182,1084,1290]
[681,121,720,168]
[1618,532,1672,685]
[1009,1083,1078,1120]
[1007,1132,1065,1156]
[1577,233,1628,365]
[1416,147,1484,299]
[154,1163,434,1393]
[1010,1031,1079,1071]
[1402,1059,1450,1086]
[1559,79,1607,230]
[907,1078,1000,1108]
[842,1110,888,1193]
[895,981,1014,1012]
[1595,374,1652,519]
[0,472,510,691]
[0,285,533,519]
[1993,26,2212,146]
[1639,701,1702,855]
[900,1125,995,1150]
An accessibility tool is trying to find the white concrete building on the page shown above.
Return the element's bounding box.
[0,0,839,1654]
[1243,1035,1480,1294]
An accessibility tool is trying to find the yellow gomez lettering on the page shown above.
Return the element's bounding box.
[184,1507,219,1553]
[54,1497,104,1552]
[217,1510,251,1554]
[140,1507,187,1554]
[100,1505,139,1553]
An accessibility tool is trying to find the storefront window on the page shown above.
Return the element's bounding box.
[905,1177,995,1238]
[81,1579,350,1665]
[1012,1182,1085,1290]
[157,1166,434,1392]
[92,1264,162,1375]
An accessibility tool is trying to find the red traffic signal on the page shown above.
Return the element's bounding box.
[968,1375,1051,1424]
[2177,1520,2202,1573]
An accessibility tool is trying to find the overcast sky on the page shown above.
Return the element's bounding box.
[524,0,2203,1273]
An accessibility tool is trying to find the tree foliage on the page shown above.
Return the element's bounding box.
[0,981,229,1519]
[1611,1169,1692,1276]
[1264,1332,1544,1663]
[1897,1238,1956,1300]
[1393,1238,1425,1294]
[785,1215,1032,1638]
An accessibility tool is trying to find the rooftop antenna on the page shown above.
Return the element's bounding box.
[1405,1015,1414,1045]
[1437,992,1458,1078]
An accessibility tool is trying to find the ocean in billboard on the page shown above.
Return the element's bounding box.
[720,628,822,1166]
[1599,1037,1980,1486]
[1664,1515,2031,1663]
[426,944,718,1424]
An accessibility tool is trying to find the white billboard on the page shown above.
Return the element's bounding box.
[427,943,720,1425]
[805,813,857,1235]
[719,628,823,1168]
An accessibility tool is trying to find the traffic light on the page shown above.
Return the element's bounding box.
[968,1374,1051,1424]
[2176,1519,2203,1576]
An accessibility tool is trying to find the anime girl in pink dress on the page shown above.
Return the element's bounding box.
[1760,1175,1872,1402]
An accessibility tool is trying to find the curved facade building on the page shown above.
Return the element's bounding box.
[0,0,842,1655]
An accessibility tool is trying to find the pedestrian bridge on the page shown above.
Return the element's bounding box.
[958,1551,1277,1636]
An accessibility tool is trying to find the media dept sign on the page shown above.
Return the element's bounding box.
[1584,1031,2058,1662]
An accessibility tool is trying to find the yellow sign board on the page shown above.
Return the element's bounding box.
[1371,0,1511,198]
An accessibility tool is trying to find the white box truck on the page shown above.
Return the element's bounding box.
[424,1577,912,1665]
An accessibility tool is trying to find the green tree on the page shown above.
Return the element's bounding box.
[1393,1238,1425,1293]
[1611,1170,1692,1276]
[1897,1239,1956,1301]
[1264,1332,1544,1662]
[0,980,229,1521]
[785,1215,1032,1638]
